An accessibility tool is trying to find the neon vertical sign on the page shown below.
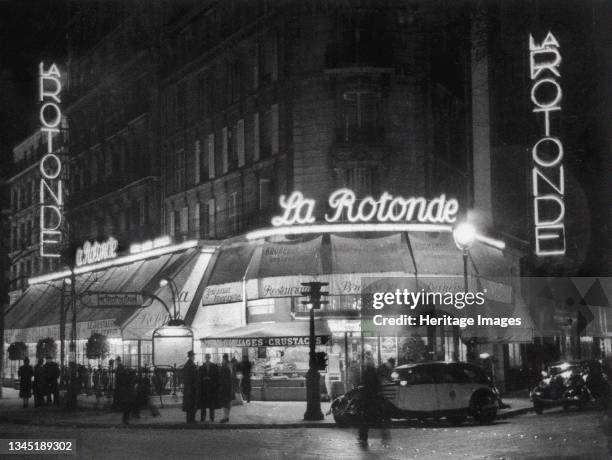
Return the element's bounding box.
[529,32,565,256]
[39,62,64,258]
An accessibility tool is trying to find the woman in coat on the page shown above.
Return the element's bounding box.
[217,353,234,423]
[18,358,34,408]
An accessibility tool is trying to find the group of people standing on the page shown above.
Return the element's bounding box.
[182,351,252,424]
[113,357,160,424]
[18,357,60,408]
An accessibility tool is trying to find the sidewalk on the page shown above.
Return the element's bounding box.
[0,387,533,429]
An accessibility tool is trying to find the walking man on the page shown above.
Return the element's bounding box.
[198,353,218,422]
[33,358,46,407]
[183,351,199,423]
[218,354,234,423]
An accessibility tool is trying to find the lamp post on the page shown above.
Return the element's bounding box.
[301,281,328,421]
[453,222,476,362]
[158,278,184,326]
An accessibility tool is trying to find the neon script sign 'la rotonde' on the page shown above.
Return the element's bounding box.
[529,32,565,256]
[39,62,64,258]
[271,189,459,227]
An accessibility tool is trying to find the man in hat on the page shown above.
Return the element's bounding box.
[183,350,199,423]
[198,353,218,422]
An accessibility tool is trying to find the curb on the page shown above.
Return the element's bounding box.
[0,407,532,430]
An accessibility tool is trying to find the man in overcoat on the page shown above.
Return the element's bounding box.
[182,351,199,423]
[198,353,218,422]
[18,357,34,408]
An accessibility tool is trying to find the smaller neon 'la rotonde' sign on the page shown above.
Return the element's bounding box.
[529,32,565,256]
[39,62,63,258]
[271,189,459,226]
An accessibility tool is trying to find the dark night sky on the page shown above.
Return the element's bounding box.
[0,0,68,172]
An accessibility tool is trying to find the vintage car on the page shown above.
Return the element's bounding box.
[530,360,610,414]
[331,362,499,426]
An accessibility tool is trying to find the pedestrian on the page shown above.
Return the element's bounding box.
[357,352,389,448]
[183,351,199,423]
[238,355,252,403]
[230,355,239,398]
[33,358,46,407]
[18,357,34,408]
[114,357,136,424]
[134,368,159,418]
[43,356,60,406]
[377,358,395,383]
[198,353,218,422]
[218,353,234,423]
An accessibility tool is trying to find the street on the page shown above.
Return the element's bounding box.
[0,409,607,460]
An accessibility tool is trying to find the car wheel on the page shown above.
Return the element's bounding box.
[534,403,544,415]
[472,394,497,424]
[448,416,467,426]
[333,413,351,427]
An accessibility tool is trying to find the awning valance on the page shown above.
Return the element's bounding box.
[200,320,331,347]
[4,245,210,343]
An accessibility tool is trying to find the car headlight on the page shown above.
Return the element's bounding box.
[400,380,408,386]
[390,371,399,380]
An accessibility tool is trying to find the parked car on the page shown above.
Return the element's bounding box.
[530,360,610,414]
[330,362,499,426]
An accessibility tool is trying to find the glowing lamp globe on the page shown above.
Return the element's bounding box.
[453,222,476,250]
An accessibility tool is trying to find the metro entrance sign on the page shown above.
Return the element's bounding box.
[271,189,459,227]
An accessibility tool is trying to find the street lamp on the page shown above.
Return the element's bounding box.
[453,222,476,361]
[158,278,184,326]
[301,281,328,421]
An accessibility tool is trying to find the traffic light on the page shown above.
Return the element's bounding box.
[301,281,329,310]
[315,351,328,371]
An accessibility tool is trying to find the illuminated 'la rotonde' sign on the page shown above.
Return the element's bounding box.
[271,189,459,226]
[39,62,63,258]
[529,32,565,256]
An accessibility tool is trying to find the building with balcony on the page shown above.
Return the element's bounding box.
[64,3,165,258]
[7,130,66,302]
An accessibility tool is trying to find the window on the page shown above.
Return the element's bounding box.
[222,127,229,173]
[175,148,185,191]
[262,104,279,157]
[207,134,215,178]
[228,192,239,233]
[168,209,175,236]
[179,206,189,234]
[139,199,147,226]
[339,90,382,143]
[261,32,278,83]
[252,113,260,162]
[174,210,181,236]
[258,178,272,211]
[194,202,200,235]
[194,140,201,184]
[207,198,216,237]
[236,119,245,167]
